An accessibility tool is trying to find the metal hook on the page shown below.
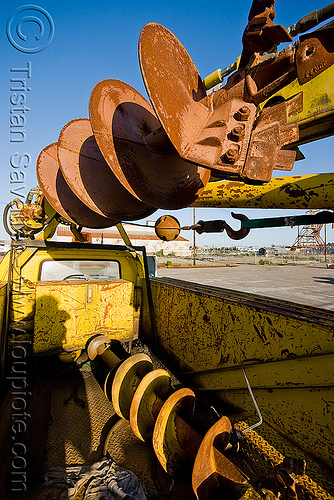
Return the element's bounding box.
[223,212,250,240]
[154,213,251,241]
[191,213,250,240]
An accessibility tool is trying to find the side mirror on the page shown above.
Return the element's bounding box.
[146,255,157,278]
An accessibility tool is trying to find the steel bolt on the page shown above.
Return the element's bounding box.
[224,145,240,164]
[235,106,251,121]
[230,124,245,142]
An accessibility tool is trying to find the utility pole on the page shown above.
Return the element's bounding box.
[193,207,196,266]
[325,223,327,264]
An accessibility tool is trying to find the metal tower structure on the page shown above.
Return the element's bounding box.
[290,210,325,250]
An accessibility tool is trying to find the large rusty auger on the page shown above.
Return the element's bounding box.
[35,0,334,229]
[36,80,211,229]
[86,335,306,500]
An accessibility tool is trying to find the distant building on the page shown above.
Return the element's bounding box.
[56,223,191,257]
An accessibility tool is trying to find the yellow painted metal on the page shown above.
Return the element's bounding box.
[193,173,334,209]
[36,217,59,241]
[9,203,45,235]
[0,283,7,321]
[58,349,82,363]
[261,65,334,145]
[185,353,334,390]
[0,244,146,346]
[203,58,240,90]
[144,278,334,476]
[34,279,137,353]
[111,354,153,420]
[0,254,10,283]
[116,223,132,247]
[148,281,333,371]
[219,386,334,459]
[0,282,8,374]
[203,69,223,89]
[7,246,39,340]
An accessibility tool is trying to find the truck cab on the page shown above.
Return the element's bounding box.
[0,240,152,360]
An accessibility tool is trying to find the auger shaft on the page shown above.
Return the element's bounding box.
[87,335,249,499]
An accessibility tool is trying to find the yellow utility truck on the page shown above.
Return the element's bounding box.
[0,0,334,498]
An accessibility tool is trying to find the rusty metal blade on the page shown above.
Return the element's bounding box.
[138,23,260,181]
[89,79,210,209]
[192,416,248,500]
[240,0,292,68]
[57,118,155,221]
[37,143,117,228]
[139,23,301,184]
[139,23,209,157]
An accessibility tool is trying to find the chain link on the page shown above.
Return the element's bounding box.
[235,421,334,500]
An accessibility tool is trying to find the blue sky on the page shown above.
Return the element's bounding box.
[1,0,333,247]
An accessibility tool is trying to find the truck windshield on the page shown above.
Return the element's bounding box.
[40,260,120,281]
